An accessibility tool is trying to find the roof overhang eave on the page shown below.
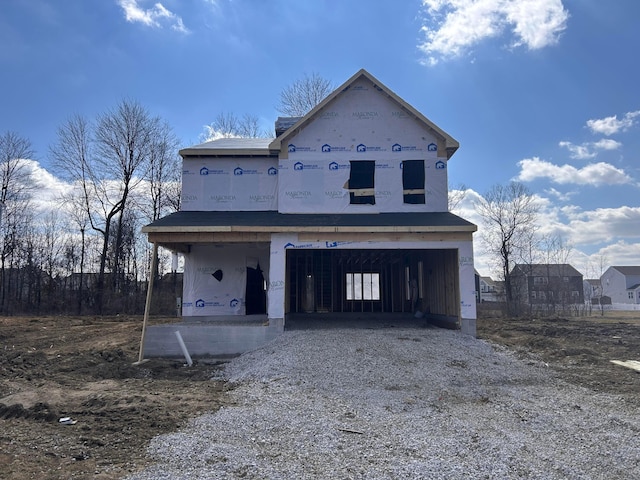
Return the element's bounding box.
[142,224,477,234]
[179,148,278,157]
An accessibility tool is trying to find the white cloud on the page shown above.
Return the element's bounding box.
[565,206,640,246]
[517,157,633,186]
[117,0,190,33]
[586,110,640,135]
[544,187,574,201]
[558,138,622,159]
[418,0,569,64]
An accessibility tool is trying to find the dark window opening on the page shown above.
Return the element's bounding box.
[402,160,425,204]
[348,160,375,205]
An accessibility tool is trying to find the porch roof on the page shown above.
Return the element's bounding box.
[142,211,476,252]
[144,210,476,232]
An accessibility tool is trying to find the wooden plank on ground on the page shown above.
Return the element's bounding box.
[610,360,640,372]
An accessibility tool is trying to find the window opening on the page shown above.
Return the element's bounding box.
[402,160,425,204]
[348,160,375,205]
[346,273,380,300]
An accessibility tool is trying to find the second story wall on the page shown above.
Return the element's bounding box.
[181,156,279,211]
[278,77,449,214]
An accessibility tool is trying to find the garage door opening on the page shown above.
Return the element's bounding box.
[285,249,460,320]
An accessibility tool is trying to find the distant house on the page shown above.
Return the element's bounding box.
[600,266,640,305]
[479,276,504,303]
[510,264,584,307]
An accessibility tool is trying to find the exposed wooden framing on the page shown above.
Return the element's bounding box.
[284,248,459,319]
[137,242,158,364]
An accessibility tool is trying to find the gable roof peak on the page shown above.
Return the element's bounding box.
[268,68,459,159]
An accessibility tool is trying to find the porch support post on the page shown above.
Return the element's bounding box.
[268,233,295,326]
[458,241,477,337]
[137,242,158,363]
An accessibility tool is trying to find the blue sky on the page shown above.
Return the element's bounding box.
[1,0,639,277]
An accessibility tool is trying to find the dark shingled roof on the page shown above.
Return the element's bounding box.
[611,266,640,276]
[143,211,476,230]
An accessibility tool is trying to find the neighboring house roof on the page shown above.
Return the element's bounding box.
[610,266,640,276]
[180,137,276,157]
[143,211,476,233]
[628,283,640,290]
[511,264,583,277]
[275,117,302,136]
[268,69,460,159]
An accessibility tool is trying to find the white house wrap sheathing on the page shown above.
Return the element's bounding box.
[181,157,278,211]
[279,78,448,214]
[182,244,270,316]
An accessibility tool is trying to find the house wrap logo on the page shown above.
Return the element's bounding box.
[319,111,339,120]
[375,163,394,170]
[269,280,284,290]
[230,298,239,308]
[268,167,278,175]
[294,162,321,171]
[211,194,236,202]
[358,144,385,153]
[200,167,225,175]
[234,167,259,175]
[435,161,446,169]
[353,111,378,119]
[325,190,345,199]
[285,190,311,199]
[427,143,437,151]
[288,144,314,153]
[393,143,418,152]
[250,194,274,203]
[283,242,313,249]
[322,144,348,153]
[328,162,348,170]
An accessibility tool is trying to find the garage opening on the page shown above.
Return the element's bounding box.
[285,249,459,318]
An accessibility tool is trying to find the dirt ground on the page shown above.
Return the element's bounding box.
[0,316,228,480]
[1,310,639,479]
[477,308,640,397]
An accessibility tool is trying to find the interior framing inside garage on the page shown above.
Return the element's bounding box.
[285,248,460,320]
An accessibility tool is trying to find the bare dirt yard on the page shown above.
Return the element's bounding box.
[1,310,639,479]
[0,316,228,479]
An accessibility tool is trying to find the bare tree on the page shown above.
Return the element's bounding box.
[201,112,266,141]
[52,100,172,313]
[475,182,539,315]
[276,72,334,117]
[145,122,180,222]
[448,183,467,212]
[0,131,37,313]
[0,131,35,223]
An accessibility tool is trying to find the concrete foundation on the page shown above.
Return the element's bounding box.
[460,317,477,337]
[143,318,284,358]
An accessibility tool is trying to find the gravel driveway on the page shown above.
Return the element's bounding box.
[127,324,639,479]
